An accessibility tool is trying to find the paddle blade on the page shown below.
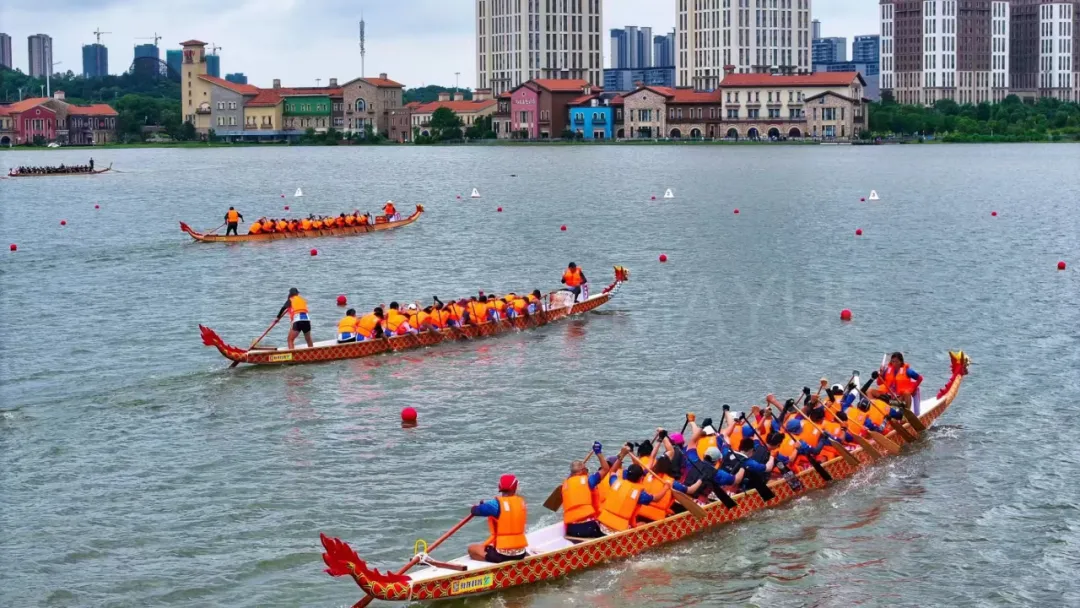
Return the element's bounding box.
[780,467,804,492]
[807,457,833,482]
[888,419,918,443]
[712,486,738,509]
[828,438,862,468]
[849,435,883,461]
[672,491,707,520]
[746,477,776,503]
[868,430,901,455]
[902,408,927,432]
[542,486,563,512]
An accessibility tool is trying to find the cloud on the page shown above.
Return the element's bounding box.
[0,0,876,89]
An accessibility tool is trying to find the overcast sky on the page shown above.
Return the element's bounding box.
[1,1,875,89]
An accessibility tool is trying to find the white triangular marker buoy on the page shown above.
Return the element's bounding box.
[470,188,481,198]
[868,190,879,201]
[663,188,674,199]
[295,188,304,197]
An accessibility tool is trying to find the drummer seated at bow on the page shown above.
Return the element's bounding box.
[867,352,923,409]
[468,474,529,563]
[336,309,359,343]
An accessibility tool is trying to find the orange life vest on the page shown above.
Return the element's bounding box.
[695,435,718,460]
[312,220,323,229]
[562,267,584,287]
[357,313,382,338]
[337,316,359,335]
[492,299,507,319]
[484,495,527,552]
[287,221,298,231]
[794,424,823,450]
[887,364,917,396]
[512,298,529,314]
[301,219,313,230]
[561,474,599,525]
[771,435,800,466]
[249,223,262,234]
[636,472,674,522]
[597,477,644,532]
[446,304,463,324]
[261,219,274,232]
[846,407,870,437]
[383,203,397,216]
[226,210,239,222]
[385,310,409,334]
[468,301,489,324]
[728,425,748,451]
[344,215,356,226]
[867,400,889,427]
[335,217,345,228]
[288,295,308,320]
[276,220,287,232]
[408,310,429,330]
[820,419,846,443]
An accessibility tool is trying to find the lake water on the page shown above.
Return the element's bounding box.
[1,144,1078,607]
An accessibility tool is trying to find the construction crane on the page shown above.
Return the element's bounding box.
[93,28,111,44]
[209,43,222,55]
[136,33,162,46]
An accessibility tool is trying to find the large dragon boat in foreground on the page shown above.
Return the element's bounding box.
[199,266,628,366]
[320,352,970,605]
[179,204,424,243]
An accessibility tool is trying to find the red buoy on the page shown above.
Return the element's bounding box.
[860,197,866,202]
[651,195,656,200]
[284,205,290,211]
[659,254,668,262]
[336,295,347,306]
[94,204,100,209]
[310,248,318,256]
[855,228,863,236]
[991,211,997,216]
[60,220,67,226]
[733,209,739,214]
[497,207,503,212]
[1059,261,1067,271]
[560,225,567,231]
[401,407,418,427]
[9,244,16,252]
[456,195,462,199]
[281,193,286,198]
[840,309,853,322]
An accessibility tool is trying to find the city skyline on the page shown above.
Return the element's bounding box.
[1,1,876,89]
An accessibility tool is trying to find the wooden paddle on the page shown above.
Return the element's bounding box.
[206,221,227,235]
[627,453,707,520]
[738,413,803,492]
[230,314,283,368]
[853,386,918,443]
[353,514,474,608]
[873,367,929,433]
[542,451,593,512]
[765,398,833,482]
[791,409,861,468]
[681,452,739,509]
[847,433,884,461]
[854,376,906,454]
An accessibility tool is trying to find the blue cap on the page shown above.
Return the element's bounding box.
[742,424,753,436]
[785,419,802,434]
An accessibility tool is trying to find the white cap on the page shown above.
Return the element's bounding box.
[407,303,418,311]
[704,447,723,462]
[702,425,717,436]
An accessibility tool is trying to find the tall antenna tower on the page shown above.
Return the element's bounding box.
[358,13,366,77]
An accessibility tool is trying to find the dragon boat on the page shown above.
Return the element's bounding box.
[199,266,629,366]
[7,163,111,177]
[179,205,424,243]
[320,351,970,605]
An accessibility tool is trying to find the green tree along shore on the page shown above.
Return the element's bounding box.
[867,95,1080,142]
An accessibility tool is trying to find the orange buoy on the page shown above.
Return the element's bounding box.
[401,407,418,426]
[659,254,668,262]
[991,211,997,216]
[60,220,67,226]
[9,244,16,251]
[855,228,863,236]
[336,295,347,306]
[497,207,503,212]
[1059,261,1067,271]
[840,309,853,321]
[560,225,567,231]
[310,248,318,256]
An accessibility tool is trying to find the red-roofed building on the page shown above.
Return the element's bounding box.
[340,73,405,138]
[500,79,600,139]
[410,91,497,138]
[0,92,118,145]
[718,72,867,140]
[619,85,723,139]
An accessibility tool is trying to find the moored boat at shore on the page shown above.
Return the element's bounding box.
[319,352,970,605]
[199,266,629,366]
[180,205,424,243]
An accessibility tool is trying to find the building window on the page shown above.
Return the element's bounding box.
[823,108,836,121]
[727,109,739,119]
[748,109,760,118]
[356,98,367,112]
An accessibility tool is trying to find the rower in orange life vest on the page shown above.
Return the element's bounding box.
[336,308,359,343]
[561,262,587,303]
[277,287,314,349]
[468,474,528,563]
[867,352,924,408]
[224,207,244,236]
[382,201,398,221]
[596,446,672,534]
[356,307,386,340]
[559,442,611,539]
[383,302,416,335]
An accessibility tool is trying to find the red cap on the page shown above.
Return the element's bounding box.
[498,474,518,492]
